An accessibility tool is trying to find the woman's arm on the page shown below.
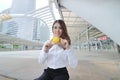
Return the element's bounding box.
[38,40,52,64]
[65,47,78,68]
[58,38,78,68]
[38,44,48,64]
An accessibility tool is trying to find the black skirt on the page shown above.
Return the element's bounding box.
[35,67,69,80]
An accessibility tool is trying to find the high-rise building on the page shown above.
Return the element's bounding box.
[10,0,36,40]
[1,0,50,42]
[6,21,18,36]
[10,0,36,14]
[33,19,49,42]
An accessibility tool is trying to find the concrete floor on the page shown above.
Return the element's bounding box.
[0,50,120,80]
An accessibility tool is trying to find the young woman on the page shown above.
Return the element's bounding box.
[35,20,78,80]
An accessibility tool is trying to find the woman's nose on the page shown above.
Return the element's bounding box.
[56,29,59,32]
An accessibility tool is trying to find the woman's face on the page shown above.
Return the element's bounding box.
[53,22,62,37]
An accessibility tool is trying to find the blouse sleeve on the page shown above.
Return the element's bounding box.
[38,41,48,64]
[65,47,78,68]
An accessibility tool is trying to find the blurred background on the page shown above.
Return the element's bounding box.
[0,0,120,52]
[0,0,120,80]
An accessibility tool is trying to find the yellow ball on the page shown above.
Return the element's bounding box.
[52,36,59,44]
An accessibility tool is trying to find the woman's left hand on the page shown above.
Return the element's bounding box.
[58,38,70,49]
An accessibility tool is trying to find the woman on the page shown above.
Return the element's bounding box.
[35,20,78,80]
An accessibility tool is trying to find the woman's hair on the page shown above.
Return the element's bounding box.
[52,20,71,45]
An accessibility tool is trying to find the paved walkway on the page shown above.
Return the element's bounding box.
[0,50,120,80]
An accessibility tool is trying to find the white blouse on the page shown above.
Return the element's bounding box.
[38,41,78,69]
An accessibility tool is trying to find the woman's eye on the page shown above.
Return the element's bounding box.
[54,26,62,29]
[59,27,62,29]
[54,26,57,29]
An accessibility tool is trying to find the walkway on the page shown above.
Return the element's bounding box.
[0,50,120,80]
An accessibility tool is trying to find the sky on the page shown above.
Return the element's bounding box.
[36,0,48,9]
[0,0,12,12]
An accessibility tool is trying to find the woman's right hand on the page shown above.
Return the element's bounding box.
[44,41,53,53]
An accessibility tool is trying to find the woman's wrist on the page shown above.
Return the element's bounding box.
[44,41,53,53]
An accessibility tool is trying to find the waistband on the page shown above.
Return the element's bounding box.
[47,67,67,72]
